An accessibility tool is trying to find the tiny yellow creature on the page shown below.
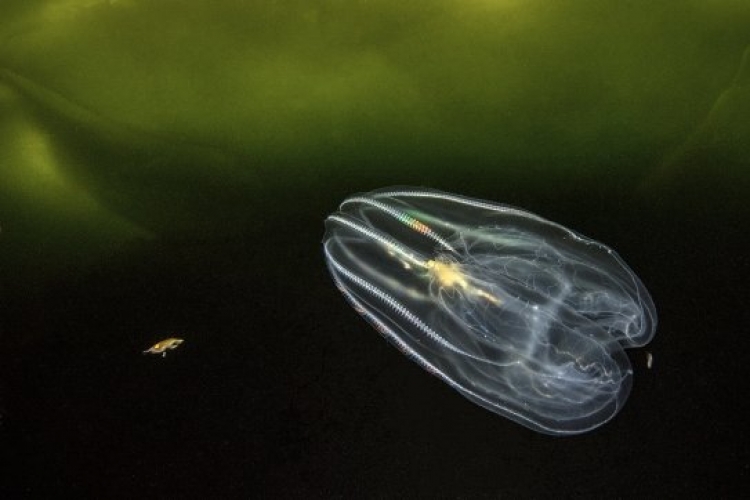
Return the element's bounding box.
[143,338,184,357]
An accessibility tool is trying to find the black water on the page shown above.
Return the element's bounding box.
[2,180,748,498]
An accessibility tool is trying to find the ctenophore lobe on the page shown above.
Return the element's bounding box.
[322,187,657,435]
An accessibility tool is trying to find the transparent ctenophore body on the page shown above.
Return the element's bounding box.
[322,187,657,435]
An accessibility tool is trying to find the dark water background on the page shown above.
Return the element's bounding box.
[1,1,749,498]
[4,184,748,498]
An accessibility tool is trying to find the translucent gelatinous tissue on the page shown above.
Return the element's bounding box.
[322,187,657,435]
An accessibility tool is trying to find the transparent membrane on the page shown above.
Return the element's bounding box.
[323,187,657,435]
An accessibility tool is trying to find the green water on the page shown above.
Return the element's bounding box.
[1,1,748,284]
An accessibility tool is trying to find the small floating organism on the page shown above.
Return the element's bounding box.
[143,338,184,357]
